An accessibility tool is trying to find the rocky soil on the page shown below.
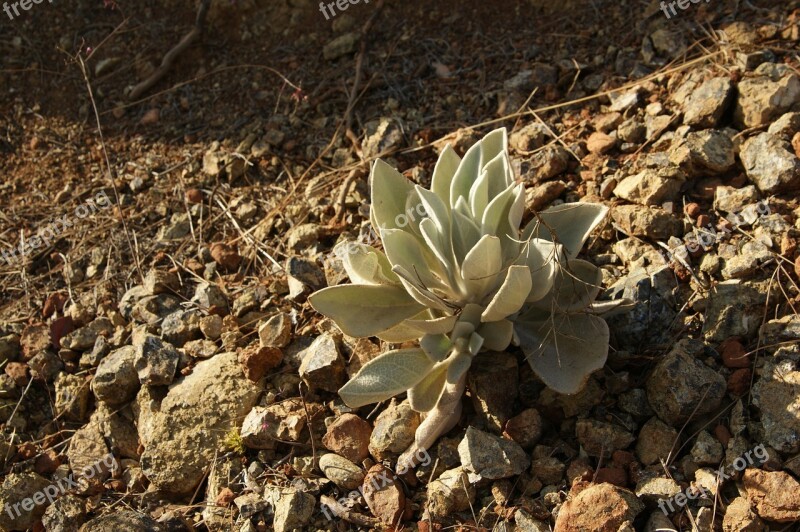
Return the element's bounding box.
[1,0,800,530]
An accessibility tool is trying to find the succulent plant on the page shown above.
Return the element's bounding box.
[310,128,627,467]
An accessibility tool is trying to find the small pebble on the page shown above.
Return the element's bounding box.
[684,202,701,219]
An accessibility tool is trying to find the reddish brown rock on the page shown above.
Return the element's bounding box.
[238,345,282,382]
[714,425,733,448]
[503,408,543,448]
[554,482,644,532]
[5,362,29,386]
[727,368,752,396]
[42,292,68,318]
[322,413,372,464]
[210,242,242,271]
[720,338,751,368]
[743,469,800,522]
[215,487,236,507]
[723,496,765,532]
[185,188,203,204]
[684,202,701,219]
[611,450,636,469]
[33,449,61,475]
[20,323,51,361]
[594,467,627,487]
[50,317,75,353]
[363,464,405,526]
[587,131,616,154]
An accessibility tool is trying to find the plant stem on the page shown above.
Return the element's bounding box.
[397,372,467,472]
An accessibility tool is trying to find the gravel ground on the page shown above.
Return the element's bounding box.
[0,0,799,530]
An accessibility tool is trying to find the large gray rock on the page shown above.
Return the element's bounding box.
[613,167,684,206]
[266,486,316,532]
[735,67,800,128]
[646,340,726,426]
[78,510,169,531]
[668,129,736,177]
[133,334,179,386]
[139,352,261,496]
[606,265,678,350]
[575,419,635,457]
[298,333,346,393]
[369,400,420,461]
[458,426,530,482]
[702,280,770,343]
[468,352,518,432]
[41,494,86,532]
[740,132,800,194]
[610,205,682,239]
[682,77,734,127]
[752,363,800,454]
[426,467,475,518]
[0,472,51,531]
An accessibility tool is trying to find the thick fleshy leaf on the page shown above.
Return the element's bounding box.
[478,128,508,173]
[460,303,484,326]
[416,185,451,239]
[483,150,513,203]
[481,183,517,237]
[375,322,425,343]
[516,312,610,394]
[339,348,433,407]
[421,334,453,363]
[461,235,502,281]
[506,184,525,240]
[468,168,491,223]
[481,265,533,321]
[309,285,424,337]
[451,320,476,342]
[517,238,559,302]
[446,351,473,383]
[406,314,458,335]
[420,218,452,271]
[337,243,400,286]
[393,265,453,311]
[431,144,461,205]
[523,203,608,259]
[381,228,447,293]
[408,361,449,412]
[468,331,484,356]
[450,139,483,209]
[543,259,603,313]
[402,192,427,237]
[451,208,482,264]
[370,160,415,231]
[476,319,514,351]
